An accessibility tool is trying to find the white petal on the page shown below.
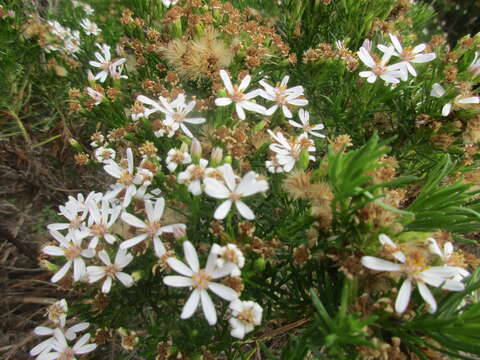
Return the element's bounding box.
[51,260,72,283]
[120,233,148,249]
[121,212,147,229]
[431,83,446,98]
[200,290,217,325]
[204,178,230,199]
[395,278,412,313]
[235,103,246,120]
[163,275,193,287]
[166,257,194,277]
[181,289,201,319]
[362,256,402,271]
[183,241,199,273]
[235,200,255,220]
[418,282,437,313]
[34,326,55,336]
[208,282,238,301]
[442,103,452,116]
[214,200,232,220]
[43,246,65,256]
[116,272,134,287]
[458,96,479,105]
[153,237,166,257]
[72,259,86,283]
[219,70,234,94]
[98,250,111,266]
[101,276,112,293]
[215,97,233,106]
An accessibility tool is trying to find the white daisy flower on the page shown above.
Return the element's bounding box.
[139,94,206,138]
[43,231,95,282]
[430,83,479,116]
[258,75,308,118]
[38,328,96,360]
[204,164,268,220]
[288,109,325,138]
[166,148,192,172]
[103,148,137,207]
[357,44,406,84]
[427,238,470,281]
[30,322,89,358]
[87,249,134,293]
[265,158,285,174]
[228,299,263,339]
[120,198,186,257]
[378,33,436,77]
[94,147,116,164]
[86,87,104,105]
[47,299,69,327]
[163,241,239,325]
[65,192,103,216]
[85,199,121,248]
[47,202,87,236]
[211,243,245,277]
[215,70,266,120]
[178,159,209,196]
[268,130,316,172]
[89,43,126,83]
[80,18,101,36]
[362,250,465,314]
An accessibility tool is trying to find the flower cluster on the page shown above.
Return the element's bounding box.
[163,241,262,338]
[29,299,96,359]
[358,33,436,84]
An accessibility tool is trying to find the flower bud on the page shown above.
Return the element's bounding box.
[172,225,187,240]
[253,257,266,272]
[297,150,310,171]
[190,137,202,163]
[210,147,223,167]
[69,138,84,152]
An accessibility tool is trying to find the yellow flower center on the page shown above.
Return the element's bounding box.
[191,269,211,290]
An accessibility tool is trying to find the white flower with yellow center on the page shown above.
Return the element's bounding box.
[80,18,101,36]
[30,321,89,358]
[288,109,325,138]
[94,147,115,164]
[204,164,268,220]
[87,249,134,293]
[362,247,465,313]
[104,148,137,207]
[228,299,263,339]
[89,43,126,83]
[357,44,406,84]
[43,231,95,282]
[178,159,209,196]
[166,147,192,172]
[258,75,308,118]
[86,87,104,105]
[39,328,96,360]
[215,70,266,120]
[120,198,186,257]
[211,243,245,277]
[86,199,121,248]
[163,241,239,325]
[378,33,436,78]
[430,83,479,116]
[427,238,470,281]
[268,130,316,172]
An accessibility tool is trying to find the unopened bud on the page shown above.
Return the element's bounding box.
[223,155,232,164]
[217,89,227,97]
[210,147,223,167]
[69,138,84,152]
[87,70,95,83]
[253,257,266,272]
[173,225,187,240]
[297,150,310,171]
[131,270,143,282]
[190,137,202,163]
[180,142,189,153]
